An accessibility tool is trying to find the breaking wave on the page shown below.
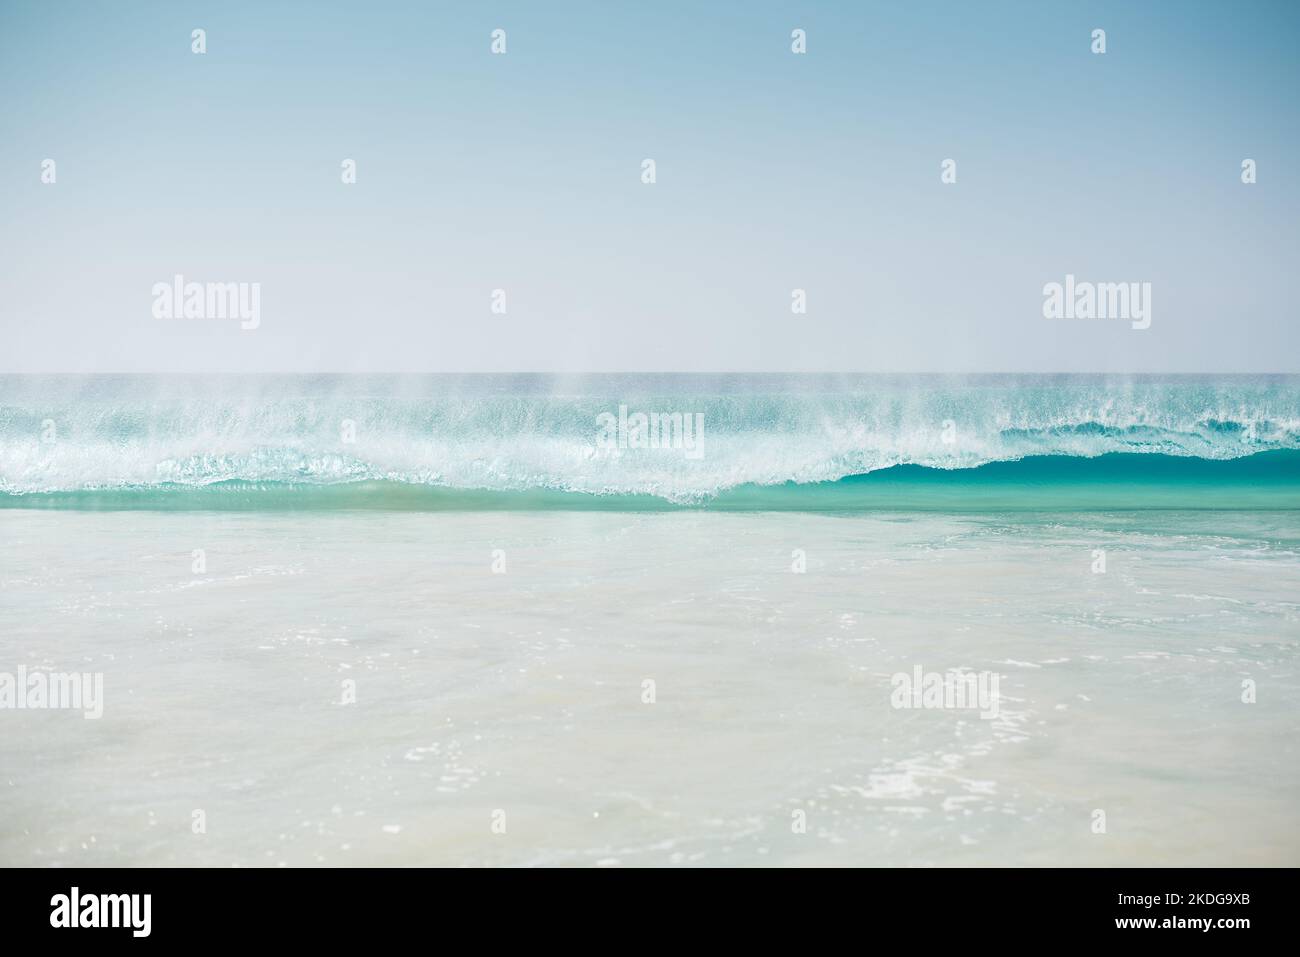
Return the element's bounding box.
[2,374,1298,507]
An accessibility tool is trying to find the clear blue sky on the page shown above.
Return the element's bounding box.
[1,0,1297,372]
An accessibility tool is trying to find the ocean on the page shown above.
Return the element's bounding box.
[1,374,1298,865]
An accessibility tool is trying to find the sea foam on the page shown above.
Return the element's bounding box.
[2,374,1298,502]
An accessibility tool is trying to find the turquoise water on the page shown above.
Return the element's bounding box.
[4,451,1298,511]
[3,374,1298,508]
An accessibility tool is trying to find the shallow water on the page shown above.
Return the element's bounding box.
[2,507,1297,866]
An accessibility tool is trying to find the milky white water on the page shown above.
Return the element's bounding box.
[2,508,1296,866]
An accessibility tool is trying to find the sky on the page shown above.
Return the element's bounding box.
[1,0,1297,374]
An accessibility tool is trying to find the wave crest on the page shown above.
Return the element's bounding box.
[2,375,1298,501]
